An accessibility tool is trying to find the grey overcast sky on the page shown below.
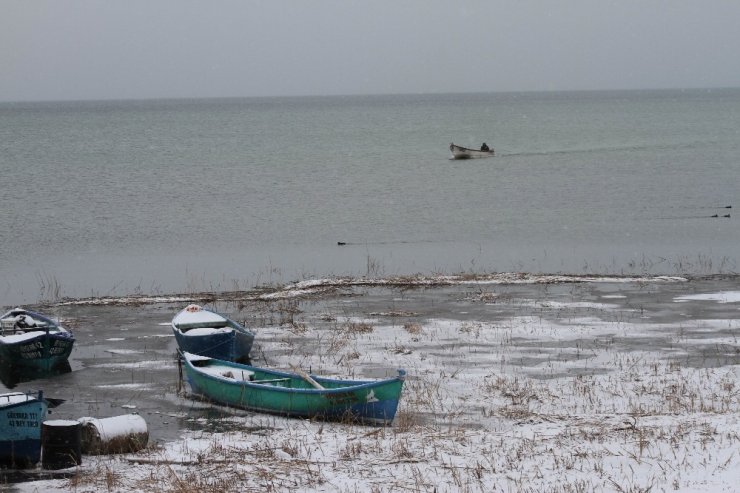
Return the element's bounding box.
[2,0,740,102]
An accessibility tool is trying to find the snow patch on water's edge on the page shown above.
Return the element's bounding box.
[41,273,688,307]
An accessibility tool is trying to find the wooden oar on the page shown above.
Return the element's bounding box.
[290,365,325,390]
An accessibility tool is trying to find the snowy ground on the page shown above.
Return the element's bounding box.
[10,274,740,492]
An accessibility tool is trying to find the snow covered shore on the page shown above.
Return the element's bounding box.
[14,276,740,492]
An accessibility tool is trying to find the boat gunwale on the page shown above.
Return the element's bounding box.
[172,323,237,335]
[0,309,70,336]
[450,144,493,153]
[182,353,405,396]
[171,308,254,336]
[0,393,43,411]
[0,329,75,345]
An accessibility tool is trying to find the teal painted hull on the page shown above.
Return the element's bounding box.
[182,353,405,425]
[0,391,49,467]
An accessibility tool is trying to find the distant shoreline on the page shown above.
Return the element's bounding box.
[19,272,703,310]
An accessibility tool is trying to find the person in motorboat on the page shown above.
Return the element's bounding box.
[480,143,490,151]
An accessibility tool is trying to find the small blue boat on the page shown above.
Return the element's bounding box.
[171,305,255,363]
[0,391,52,467]
[0,309,75,371]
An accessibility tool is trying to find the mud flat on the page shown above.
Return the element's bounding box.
[5,273,739,492]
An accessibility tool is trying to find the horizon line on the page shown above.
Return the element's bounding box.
[2,85,739,106]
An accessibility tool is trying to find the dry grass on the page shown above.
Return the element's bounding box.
[27,279,740,493]
[402,322,422,334]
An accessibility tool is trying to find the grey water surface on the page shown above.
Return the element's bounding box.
[2,89,738,305]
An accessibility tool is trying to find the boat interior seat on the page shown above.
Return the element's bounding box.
[250,377,291,385]
[178,321,230,331]
[218,369,254,382]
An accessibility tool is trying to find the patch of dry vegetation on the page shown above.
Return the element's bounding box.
[26,279,740,492]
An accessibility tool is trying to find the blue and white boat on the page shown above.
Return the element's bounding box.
[0,391,51,467]
[171,305,255,364]
[0,309,75,371]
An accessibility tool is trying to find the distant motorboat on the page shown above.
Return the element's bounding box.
[171,305,255,364]
[449,142,495,159]
[0,309,75,371]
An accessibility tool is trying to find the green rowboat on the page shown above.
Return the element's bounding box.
[180,352,406,425]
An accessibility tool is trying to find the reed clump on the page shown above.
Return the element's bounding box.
[48,276,740,492]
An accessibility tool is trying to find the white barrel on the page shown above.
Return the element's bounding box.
[78,414,148,455]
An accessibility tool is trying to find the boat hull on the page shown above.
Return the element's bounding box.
[172,306,255,363]
[173,329,254,363]
[0,333,74,371]
[181,354,405,425]
[0,392,48,467]
[0,309,75,371]
[449,143,495,159]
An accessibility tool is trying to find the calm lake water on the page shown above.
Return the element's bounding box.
[1,89,738,305]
